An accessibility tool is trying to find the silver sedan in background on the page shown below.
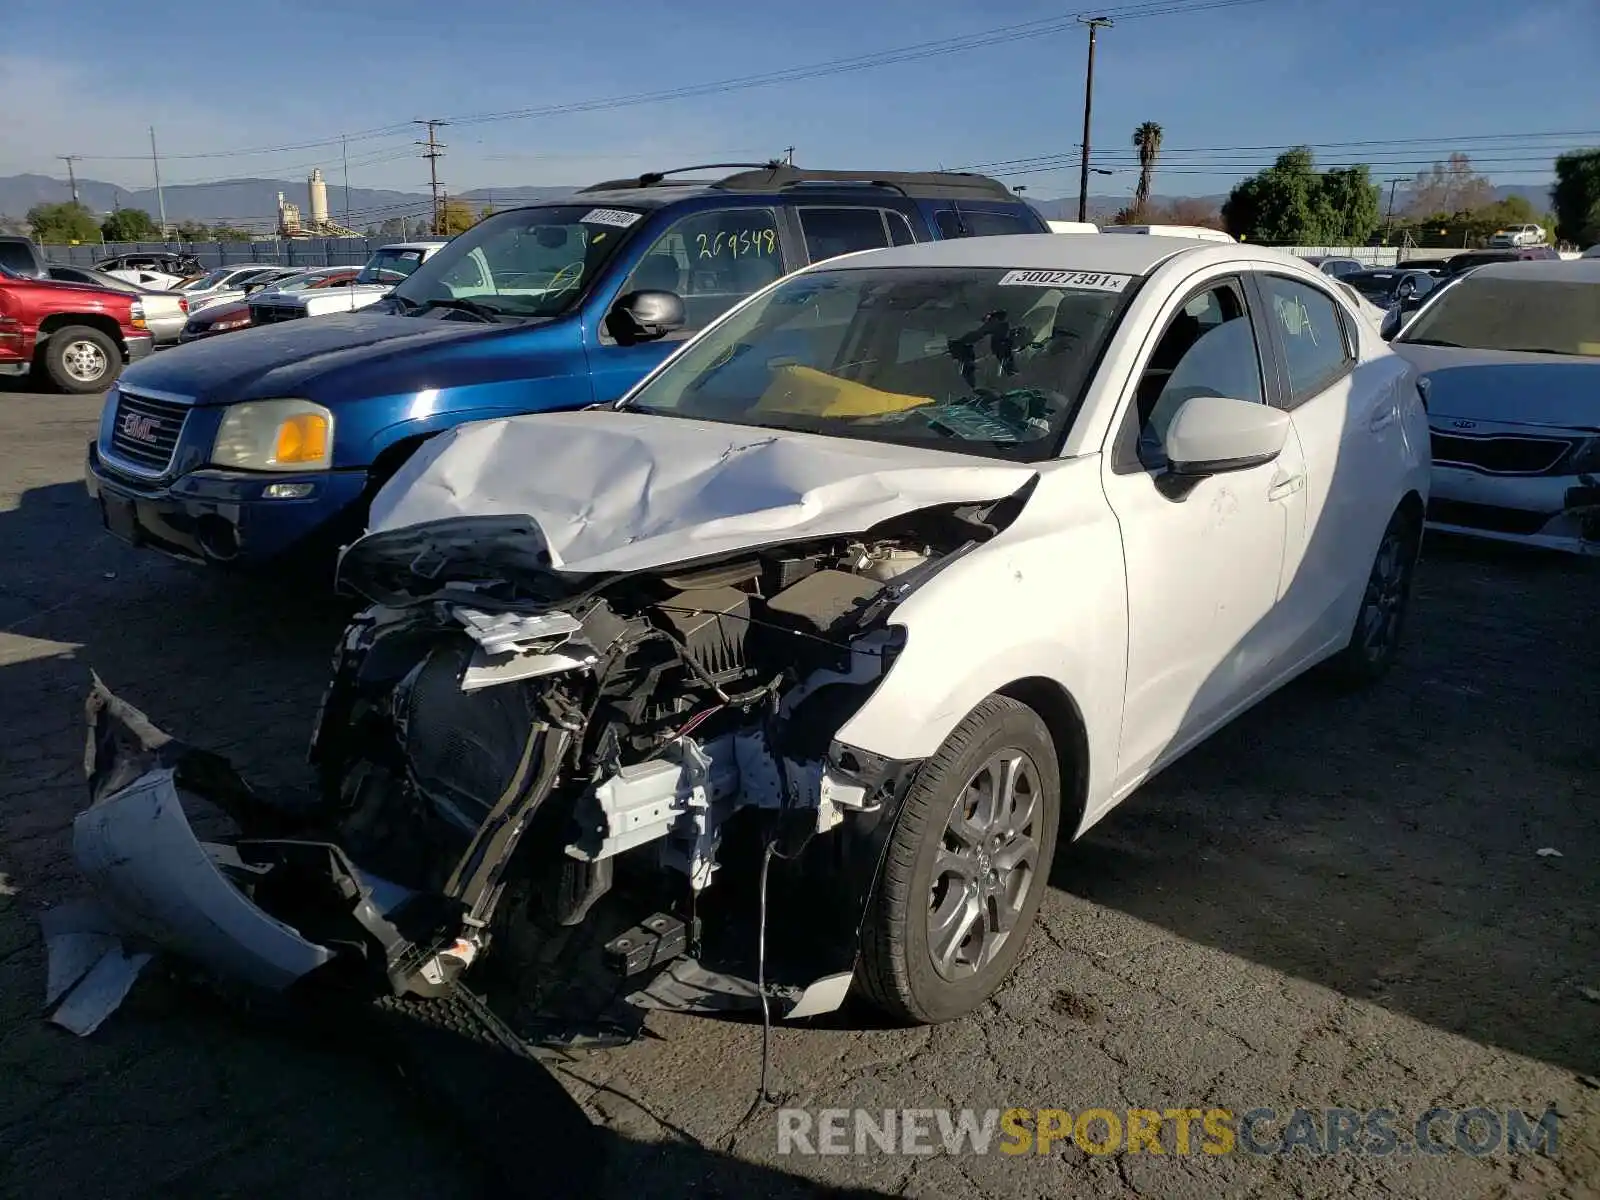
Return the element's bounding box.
[44,264,190,346]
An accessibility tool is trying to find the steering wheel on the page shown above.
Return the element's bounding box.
[545,261,584,294]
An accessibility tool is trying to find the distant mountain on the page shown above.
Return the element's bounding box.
[0,173,582,230]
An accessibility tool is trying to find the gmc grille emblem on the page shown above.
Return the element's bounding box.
[120,412,161,444]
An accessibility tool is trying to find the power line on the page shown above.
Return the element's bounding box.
[67,0,1272,165]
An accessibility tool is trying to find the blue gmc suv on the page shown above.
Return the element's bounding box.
[84,163,1047,568]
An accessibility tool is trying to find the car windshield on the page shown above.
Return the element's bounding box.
[186,269,234,290]
[390,205,645,319]
[623,265,1135,463]
[1398,275,1600,356]
[355,248,430,286]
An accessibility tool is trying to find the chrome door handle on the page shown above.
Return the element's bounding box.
[1268,472,1306,502]
[1370,405,1397,432]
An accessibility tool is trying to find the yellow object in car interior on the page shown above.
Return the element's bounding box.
[754,364,931,417]
[1578,342,1600,357]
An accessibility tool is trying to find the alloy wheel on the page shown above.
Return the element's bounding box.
[927,750,1042,981]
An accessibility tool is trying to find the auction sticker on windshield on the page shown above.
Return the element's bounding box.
[582,208,643,228]
[998,269,1132,291]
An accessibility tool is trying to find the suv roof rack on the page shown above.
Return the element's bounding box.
[578,162,1021,202]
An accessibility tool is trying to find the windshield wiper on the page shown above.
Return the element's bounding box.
[1397,336,1463,348]
[411,297,504,322]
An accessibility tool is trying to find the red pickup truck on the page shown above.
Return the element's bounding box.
[0,264,154,393]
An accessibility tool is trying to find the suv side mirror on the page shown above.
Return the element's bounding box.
[1164,394,1290,476]
[606,289,685,345]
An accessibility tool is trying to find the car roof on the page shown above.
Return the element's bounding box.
[1467,258,1600,283]
[807,232,1301,276]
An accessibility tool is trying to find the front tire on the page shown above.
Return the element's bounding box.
[1325,504,1422,686]
[858,694,1061,1024]
[43,325,120,393]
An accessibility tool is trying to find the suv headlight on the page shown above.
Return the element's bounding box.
[212,399,334,471]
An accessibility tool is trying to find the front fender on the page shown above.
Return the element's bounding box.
[833,465,1128,815]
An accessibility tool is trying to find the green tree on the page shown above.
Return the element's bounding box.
[101,208,157,242]
[1314,166,1381,243]
[1222,148,1379,244]
[26,201,100,243]
[1132,121,1163,213]
[175,220,212,241]
[1552,149,1600,245]
[439,200,476,235]
[211,225,255,242]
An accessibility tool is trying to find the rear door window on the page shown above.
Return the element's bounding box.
[934,209,1036,239]
[796,208,898,262]
[0,242,38,274]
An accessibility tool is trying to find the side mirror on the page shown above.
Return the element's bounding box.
[606,289,685,345]
[1164,394,1290,476]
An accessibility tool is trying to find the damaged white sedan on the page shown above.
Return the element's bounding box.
[55,234,1430,1040]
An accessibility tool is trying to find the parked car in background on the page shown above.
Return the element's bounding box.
[185,267,305,315]
[1393,257,1451,275]
[1582,244,1600,259]
[63,232,1427,1034]
[45,265,189,346]
[1303,255,1365,278]
[0,264,153,391]
[1390,259,1600,554]
[178,267,361,343]
[1487,223,1546,248]
[178,265,296,312]
[1342,268,1440,338]
[1047,220,1100,233]
[1441,246,1560,278]
[94,252,201,291]
[86,163,1047,567]
[247,242,448,324]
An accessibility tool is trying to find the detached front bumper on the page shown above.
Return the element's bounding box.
[85,441,370,565]
[1425,467,1600,556]
[124,334,155,362]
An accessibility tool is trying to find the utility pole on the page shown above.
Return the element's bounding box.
[58,156,81,205]
[342,134,351,228]
[1382,175,1406,244]
[1076,16,1113,224]
[783,145,795,166]
[149,127,167,241]
[415,119,447,236]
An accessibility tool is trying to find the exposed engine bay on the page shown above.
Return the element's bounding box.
[49,486,1030,1043]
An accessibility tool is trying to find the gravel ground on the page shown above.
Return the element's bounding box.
[1,387,1597,1199]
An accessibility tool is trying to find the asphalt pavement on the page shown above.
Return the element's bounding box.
[1,387,1596,1199]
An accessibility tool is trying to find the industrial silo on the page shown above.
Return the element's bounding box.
[308,168,330,230]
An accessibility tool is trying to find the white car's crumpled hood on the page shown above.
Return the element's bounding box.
[366,410,1040,575]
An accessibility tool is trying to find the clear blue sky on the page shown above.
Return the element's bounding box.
[4,0,1596,201]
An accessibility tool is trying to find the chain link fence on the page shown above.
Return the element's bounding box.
[36,237,395,271]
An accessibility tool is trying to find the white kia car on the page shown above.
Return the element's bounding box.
[54,235,1429,1039]
[1390,258,1600,554]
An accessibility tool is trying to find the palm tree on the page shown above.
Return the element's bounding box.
[1133,122,1164,216]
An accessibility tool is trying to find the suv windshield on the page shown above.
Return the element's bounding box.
[624,265,1134,462]
[1398,274,1600,356]
[356,248,429,286]
[390,205,645,319]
